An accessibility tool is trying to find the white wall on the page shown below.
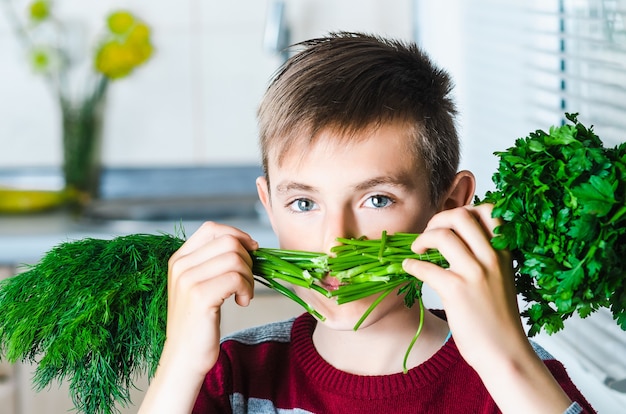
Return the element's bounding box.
[0,0,413,169]
[415,0,544,197]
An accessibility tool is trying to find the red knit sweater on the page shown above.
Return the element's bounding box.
[193,313,594,413]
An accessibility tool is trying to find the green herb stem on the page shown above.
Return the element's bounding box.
[402,295,425,374]
[351,283,404,330]
[254,277,326,321]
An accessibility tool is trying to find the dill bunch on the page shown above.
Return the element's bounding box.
[0,233,183,414]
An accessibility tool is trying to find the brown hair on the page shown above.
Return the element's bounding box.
[258,32,459,204]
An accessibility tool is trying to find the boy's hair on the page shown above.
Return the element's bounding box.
[258,32,459,205]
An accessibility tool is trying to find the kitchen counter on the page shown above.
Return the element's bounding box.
[0,165,274,265]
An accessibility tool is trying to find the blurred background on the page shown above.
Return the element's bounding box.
[0,0,625,412]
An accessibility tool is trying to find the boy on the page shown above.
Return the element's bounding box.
[139,33,594,413]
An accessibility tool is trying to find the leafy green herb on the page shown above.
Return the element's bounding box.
[480,113,626,336]
[0,233,183,414]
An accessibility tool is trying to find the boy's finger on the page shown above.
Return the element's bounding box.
[468,203,502,238]
[171,233,256,277]
[416,206,496,265]
[171,248,255,295]
[411,227,493,286]
[201,271,254,308]
[402,256,452,295]
[175,221,259,257]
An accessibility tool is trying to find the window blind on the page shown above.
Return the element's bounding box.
[452,0,625,195]
[520,0,626,145]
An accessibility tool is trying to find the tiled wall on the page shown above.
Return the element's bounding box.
[0,0,413,168]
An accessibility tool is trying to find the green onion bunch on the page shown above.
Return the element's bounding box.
[252,232,449,331]
[330,232,446,309]
[251,232,449,374]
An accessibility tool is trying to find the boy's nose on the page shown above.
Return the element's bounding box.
[323,208,358,254]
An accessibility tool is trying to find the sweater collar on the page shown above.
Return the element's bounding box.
[290,312,461,398]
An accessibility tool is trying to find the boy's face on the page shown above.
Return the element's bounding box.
[257,121,440,329]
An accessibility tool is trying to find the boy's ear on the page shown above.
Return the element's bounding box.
[256,176,277,230]
[440,170,476,211]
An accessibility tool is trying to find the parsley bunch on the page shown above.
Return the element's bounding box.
[481,113,626,336]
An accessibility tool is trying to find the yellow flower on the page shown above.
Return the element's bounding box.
[94,11,153,80]
[107,11,135,35]
[127,24,153,63]
[127,23,151,45]
[29,0,50,22]
[95,41,134,79]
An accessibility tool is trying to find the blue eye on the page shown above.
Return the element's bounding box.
[365,195,393,209]
[289,198,317,212]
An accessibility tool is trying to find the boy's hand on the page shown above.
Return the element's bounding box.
[140,222,258,413]
[403,203,523,366]
[166,221,258,373]
[403,204,573,413]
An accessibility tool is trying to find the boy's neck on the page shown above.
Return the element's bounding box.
[312,307,450,375]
